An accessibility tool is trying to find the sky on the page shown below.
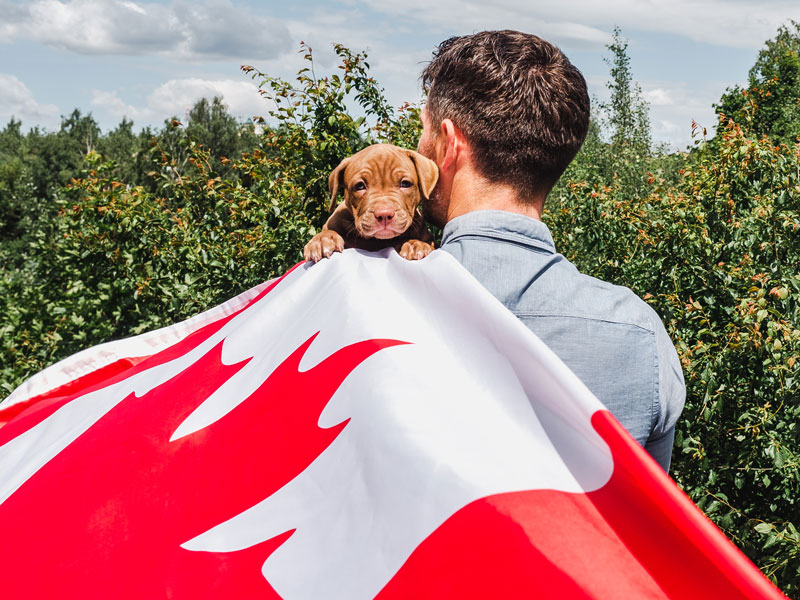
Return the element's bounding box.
[1,0,799,150]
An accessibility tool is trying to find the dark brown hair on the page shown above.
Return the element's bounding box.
[421,30,590,201]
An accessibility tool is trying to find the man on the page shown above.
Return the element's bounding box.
[418,30,685,471]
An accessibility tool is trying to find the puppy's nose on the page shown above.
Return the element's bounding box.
[374,208,395,225]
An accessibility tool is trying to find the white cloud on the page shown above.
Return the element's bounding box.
[90,90,142,120]
[149,78,266,119]
[2,0,292,60]
[583,75,724,149]
[653,119,681,136]
[353,0,612,49]
[0,1,29,38]
[0,73,60,128]
[643,88,673,106]
[121,1,145,15]
[91,78,266,125]
[359,0,800,49]
[640,81,728,149]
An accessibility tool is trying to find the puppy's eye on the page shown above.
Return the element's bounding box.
[400,180,413,188]
[354,181,366,191]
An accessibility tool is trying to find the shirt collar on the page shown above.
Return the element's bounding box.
[440,210,557,253]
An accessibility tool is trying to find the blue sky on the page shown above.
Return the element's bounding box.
[1,0,798,150]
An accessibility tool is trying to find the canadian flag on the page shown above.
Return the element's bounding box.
[0,249,786,599]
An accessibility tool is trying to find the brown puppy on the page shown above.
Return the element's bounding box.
[304,144,438,262]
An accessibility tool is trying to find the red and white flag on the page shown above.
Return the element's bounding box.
[0,249,786,599]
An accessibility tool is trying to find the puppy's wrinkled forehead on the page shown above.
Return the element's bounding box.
[346,145,416,185]
[328,143,438,212]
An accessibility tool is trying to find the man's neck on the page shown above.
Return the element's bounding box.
[446,170,544,222]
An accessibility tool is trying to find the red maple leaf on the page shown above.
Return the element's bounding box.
[0,329,406,598]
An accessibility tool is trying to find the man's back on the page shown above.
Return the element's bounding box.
[440,210,685,471]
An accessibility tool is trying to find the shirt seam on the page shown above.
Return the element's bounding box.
[512,312,656,334]
[443,232,555,254]
[649,329,659,435]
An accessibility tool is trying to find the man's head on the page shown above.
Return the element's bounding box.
[418,30,590,222]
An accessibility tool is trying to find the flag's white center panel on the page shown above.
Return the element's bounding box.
[179,250,614,600]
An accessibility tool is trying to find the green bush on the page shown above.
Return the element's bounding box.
[546,115,800,593]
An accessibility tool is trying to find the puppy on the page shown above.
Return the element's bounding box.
[304,144,438,262]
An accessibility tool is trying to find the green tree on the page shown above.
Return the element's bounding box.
[602,28,651,151]
[551,27,680,284]
[149,97,261,190]
[0,118,33,242]
[553,27,676,205]
[185,96,258,175]
[716,20,800,145]
[598,27,653,197]
[95,117,154,186]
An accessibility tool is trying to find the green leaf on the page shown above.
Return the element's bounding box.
[754,523,773,534]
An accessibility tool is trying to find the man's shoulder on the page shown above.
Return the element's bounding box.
[438,210,667,333]
[499,251,663,336]
[564,269,665,333]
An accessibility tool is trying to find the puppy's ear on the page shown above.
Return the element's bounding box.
[328,157,350,212]
[405,150,439,199]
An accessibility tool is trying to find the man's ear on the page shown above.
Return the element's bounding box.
[439,118,463,172]
[327,157,350,212]
[405,149,439,199]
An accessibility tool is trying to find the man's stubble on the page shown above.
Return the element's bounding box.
[417,125,449,229]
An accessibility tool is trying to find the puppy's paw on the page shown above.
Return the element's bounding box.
[304,230,345,262]
[399,239,434,261]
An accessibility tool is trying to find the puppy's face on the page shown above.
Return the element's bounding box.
[328,144,438,239]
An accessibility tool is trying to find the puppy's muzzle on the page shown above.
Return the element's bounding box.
[357,203,411,239]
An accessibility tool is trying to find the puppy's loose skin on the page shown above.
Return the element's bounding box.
[304,144,438,262]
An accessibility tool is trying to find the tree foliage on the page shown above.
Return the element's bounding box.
[716,20,800,145]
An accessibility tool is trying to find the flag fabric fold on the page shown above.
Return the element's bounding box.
[0,249,786,599]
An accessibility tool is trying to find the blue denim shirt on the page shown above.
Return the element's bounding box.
[440,210,686,471]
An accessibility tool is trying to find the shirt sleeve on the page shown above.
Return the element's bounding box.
[647,318,686,472]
